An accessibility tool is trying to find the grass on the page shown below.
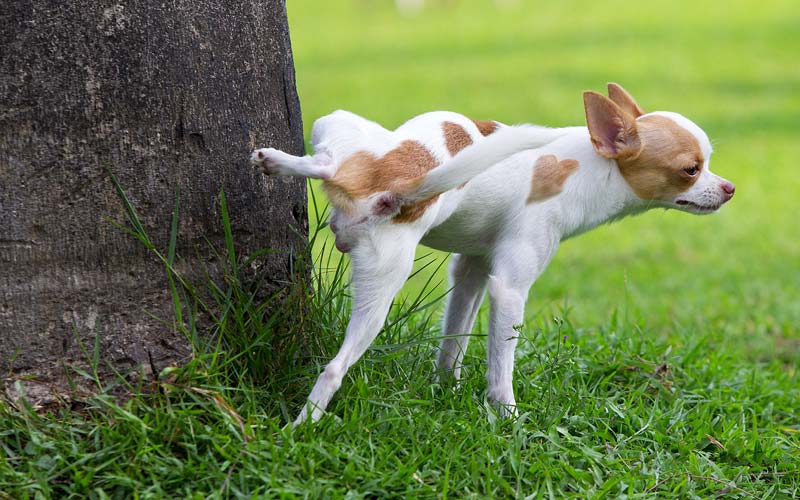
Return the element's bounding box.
[2,0,800,497]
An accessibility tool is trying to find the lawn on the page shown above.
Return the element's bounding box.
[2,0,799,497]
[291,0,800,350]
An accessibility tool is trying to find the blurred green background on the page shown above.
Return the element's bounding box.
[286,0,799,362]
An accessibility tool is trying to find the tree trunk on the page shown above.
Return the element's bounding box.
[0,0,306,404]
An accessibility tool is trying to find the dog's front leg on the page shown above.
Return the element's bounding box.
[486,275,527,417]
[293,234,417,425]
[486,241,556,417]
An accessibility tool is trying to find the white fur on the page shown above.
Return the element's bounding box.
[251,103,734,425]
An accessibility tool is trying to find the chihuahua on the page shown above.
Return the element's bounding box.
[251,83,735,425]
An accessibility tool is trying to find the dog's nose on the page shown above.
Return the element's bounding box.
[720,181,736,201]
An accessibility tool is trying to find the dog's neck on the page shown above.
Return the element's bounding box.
[544,127,647,240]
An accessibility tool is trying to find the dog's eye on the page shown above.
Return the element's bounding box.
[683,163,700,177]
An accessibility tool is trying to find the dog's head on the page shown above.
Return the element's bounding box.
[584,83,735,214]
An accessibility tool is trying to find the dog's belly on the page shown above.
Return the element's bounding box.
[420,204,505,255]
[420,229,493,255]
[420,161,531,254]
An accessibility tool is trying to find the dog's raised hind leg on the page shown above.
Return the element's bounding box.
[250,147,335,179]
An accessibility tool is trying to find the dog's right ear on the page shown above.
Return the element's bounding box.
[583,91,642,159]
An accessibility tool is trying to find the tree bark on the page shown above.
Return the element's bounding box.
[0,0,306,403]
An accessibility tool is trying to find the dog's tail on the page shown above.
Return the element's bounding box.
[401,124,568,202]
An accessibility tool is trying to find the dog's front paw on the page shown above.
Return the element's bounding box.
[495,401,519,419]
[488,389,518,419]
[250,148,283,175]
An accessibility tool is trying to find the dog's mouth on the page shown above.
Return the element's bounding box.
[674,199,723,214]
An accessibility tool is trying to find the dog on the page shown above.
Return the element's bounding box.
[251,83,735,425]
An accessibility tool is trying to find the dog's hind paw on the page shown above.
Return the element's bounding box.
[250,147,283,175]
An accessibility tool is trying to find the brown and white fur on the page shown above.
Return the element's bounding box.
[251,84,735,425]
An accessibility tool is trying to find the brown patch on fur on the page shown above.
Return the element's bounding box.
[616,115,704,200]
[441,121,473,190]
[322,140,440,222]
[527,155,580,203]
[471,119,499,136]
[394,195,440,223]
[442,121,473,155]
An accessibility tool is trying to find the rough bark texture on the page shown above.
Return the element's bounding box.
[0,0,306,403]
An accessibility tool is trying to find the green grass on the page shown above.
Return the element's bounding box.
[2,0,800,497]
[292,0,800,344]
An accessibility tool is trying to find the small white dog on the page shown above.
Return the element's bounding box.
[251,84,735,425]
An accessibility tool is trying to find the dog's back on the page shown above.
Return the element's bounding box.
[312,111,562,223]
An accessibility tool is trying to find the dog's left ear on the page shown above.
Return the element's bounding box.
[607,83,644,118]
[584,91,642,159]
